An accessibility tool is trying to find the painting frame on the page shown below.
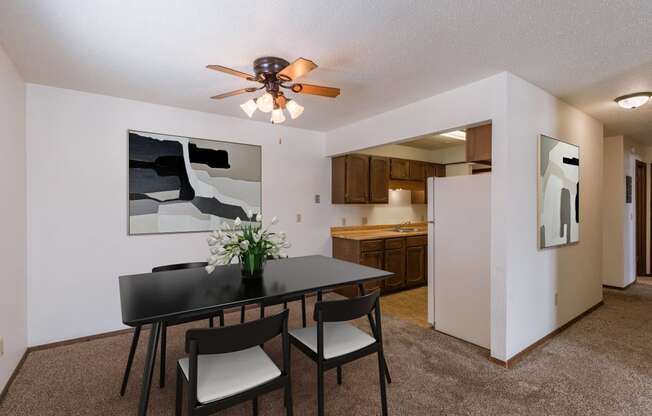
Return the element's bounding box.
[127,129,262,236]
[537,134,580,249]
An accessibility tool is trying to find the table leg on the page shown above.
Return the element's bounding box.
[138,321,161,416]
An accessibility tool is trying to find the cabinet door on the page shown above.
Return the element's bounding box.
[465,124,492,163]
[390,158,410,180]
[369,156,389,203]
[345,154,369,203]
[409,160,425,181]
[331,156,346,203]
[405,245,426,286]
[384,247,405,290]
[360,250,384,292]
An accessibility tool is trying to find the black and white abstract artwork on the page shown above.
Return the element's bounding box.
[128,130,261,235]
[539,135,579,248]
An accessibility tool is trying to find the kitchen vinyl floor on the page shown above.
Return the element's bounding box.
[381,286,430,329]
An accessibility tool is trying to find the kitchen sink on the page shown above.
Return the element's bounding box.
[393,228,419,233]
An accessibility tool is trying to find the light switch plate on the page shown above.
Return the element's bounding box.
[0,337,4,356]
[296,213,302,223]
[314,194,320,204]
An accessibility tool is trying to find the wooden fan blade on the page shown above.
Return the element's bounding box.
[277,58,317,81]
[206,65,256,81]
[210,87,257,100]
[291,83,340,98]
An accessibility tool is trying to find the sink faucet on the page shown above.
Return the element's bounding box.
[394,220,411,231]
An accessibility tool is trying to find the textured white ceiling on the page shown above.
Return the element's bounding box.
[1,0,651,138]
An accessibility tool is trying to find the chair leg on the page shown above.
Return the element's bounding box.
[317,364,325,416]
[209,317,214,328]
[301,295,307,327]
[285,381,293,416]
[175,366,183,416]
[252,397,259,416]
[241,305,246,323]
[219,311,225,327]
[159,322,167,388]
[337,365,342,385]
[120,325,141,396]
[377,351,388,416]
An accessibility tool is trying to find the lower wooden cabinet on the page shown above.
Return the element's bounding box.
[332,235,427,296]
[359,250,385,292]
[405,245,426,286]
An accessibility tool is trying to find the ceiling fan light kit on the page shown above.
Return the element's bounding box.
[207,56,340,124]
[615,92,652,109]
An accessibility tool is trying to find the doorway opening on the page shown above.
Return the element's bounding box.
[635,160,647,276]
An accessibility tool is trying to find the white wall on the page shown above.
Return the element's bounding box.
[602,136,626,286]
[503,74,604,359]
[0,45,27,391]
[26,84,330,346]
[326,73,510,359]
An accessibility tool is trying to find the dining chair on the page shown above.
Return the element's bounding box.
[176,309,293,416]
[119,262,226,396]
[289,290,388,416]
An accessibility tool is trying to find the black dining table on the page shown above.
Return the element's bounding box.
[119,254,393,416]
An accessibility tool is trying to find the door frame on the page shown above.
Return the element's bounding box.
[635,160,647,275]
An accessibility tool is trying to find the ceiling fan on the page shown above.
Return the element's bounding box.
[207,56,340,124]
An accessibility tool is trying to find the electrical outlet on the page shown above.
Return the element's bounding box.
[341,217,346,226]
[0,337,4,356]
[314,194,320,204]
[296,213,302,223]
[278,137,283,144]
[362,216,368,225]
[555,292,558,306]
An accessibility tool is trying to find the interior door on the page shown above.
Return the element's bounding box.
[636,160,647,275]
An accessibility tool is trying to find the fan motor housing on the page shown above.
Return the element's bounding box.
[253,57,290,77]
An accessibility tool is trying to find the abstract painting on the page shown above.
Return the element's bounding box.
[538,135,579,248]
[128,130,261,235]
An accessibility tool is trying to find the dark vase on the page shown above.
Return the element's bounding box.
[240,252,265,279]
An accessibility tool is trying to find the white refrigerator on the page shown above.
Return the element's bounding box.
[426,177,435,326]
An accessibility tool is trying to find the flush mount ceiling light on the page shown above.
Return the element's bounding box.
[615,92,652,109]
[206,56,340,124]
[441,130,466,141]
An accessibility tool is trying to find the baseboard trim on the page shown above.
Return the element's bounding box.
[603,281,635,290]
[0,350,28,405]
[432,329,490,352]
[489,300,604,369]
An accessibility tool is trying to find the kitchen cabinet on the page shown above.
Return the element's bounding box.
[383,238,406,290]
[369,156,389,203]
[331,154,369,203]
[332,233,427,296]
[465,124,492,163]
[390,158,410,180]
[408,160,425,181]
[412,163,446,204]
[405,236,427,286]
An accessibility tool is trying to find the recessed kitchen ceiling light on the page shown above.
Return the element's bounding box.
[615,92,652,109]
[441,130,466,141]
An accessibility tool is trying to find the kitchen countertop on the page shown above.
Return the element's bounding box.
[331,227,428,241]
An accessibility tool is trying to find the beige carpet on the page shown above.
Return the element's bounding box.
[2,285,652,415]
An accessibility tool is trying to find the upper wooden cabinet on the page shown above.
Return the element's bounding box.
[409,160,426,181]
[369,156,389,203]
[390,158,410,180]
[332,154,369,204]
[425,163,446,178]
[465,124,492,163]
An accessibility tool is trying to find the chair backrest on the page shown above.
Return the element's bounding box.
[186,309,288,355]
[151,262,208,273]
[314,290,380,323]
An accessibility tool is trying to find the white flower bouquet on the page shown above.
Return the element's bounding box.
[205,211,290,277]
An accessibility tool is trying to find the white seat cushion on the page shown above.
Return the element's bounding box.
[289,322,376,359]
[178,346,281,404]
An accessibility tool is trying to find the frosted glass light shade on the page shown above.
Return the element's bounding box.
[616,93,651,109]
[285,99,305,119]
[240,99,257,117]
[271,108,286,124]
[256,92,274,113]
